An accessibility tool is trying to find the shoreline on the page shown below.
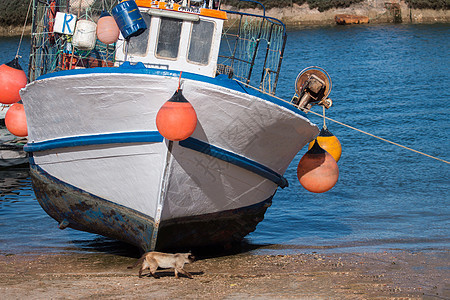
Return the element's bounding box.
[1,18,447,37]
[0,25,32,37]
[227,1,449,27]
[1,249,448,298]
[1,0,449,37]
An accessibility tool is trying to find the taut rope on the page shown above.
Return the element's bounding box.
[234,79,449,165]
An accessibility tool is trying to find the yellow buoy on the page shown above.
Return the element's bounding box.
[308,127,342,162]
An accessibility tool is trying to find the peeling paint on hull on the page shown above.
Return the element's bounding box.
[30,164,272,251]
[156,197,273,250]
[30,164,156,250]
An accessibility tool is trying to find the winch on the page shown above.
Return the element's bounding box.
[292,66,332,111]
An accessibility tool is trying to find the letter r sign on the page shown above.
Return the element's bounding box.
[53,12,77,35]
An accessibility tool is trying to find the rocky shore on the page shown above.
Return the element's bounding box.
[0,250,448,299]
[0,25,31,37]
[228,0,450,27]
[1,0,448,36]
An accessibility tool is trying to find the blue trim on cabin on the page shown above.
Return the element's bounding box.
[36,62,306,118]
[179,137,288,188]
[24,131,163,152]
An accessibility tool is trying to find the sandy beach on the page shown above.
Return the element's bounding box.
[0,248,448,299]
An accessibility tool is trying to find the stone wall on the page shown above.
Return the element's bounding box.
[223,0,450,27]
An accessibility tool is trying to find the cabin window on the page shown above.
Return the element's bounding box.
[188,20,215,65]
[128,14,152,56]
[156,17,182,59]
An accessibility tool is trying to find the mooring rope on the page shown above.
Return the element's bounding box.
[15,0,33,59]
[306,108,450,165]
[235,79,450,165]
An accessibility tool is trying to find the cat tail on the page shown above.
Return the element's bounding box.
[127,255,145,269]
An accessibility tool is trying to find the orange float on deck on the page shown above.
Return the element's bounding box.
[47,0,57,43]
[97,11,120,44]
[0,58,28,104]
[156,89,197,141]
[308,127,342,162]
[297,140,339,193]
[5,102,28,137]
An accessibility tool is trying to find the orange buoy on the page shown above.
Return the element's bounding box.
[156,89,197,141]
[5,102,28,137]
[0,58,28,105]
[308,127,342,162]
[297,140,339,193]
[96,11,120,44]
[47,0,57,43]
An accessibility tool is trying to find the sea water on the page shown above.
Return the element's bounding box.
[0,24,449,254]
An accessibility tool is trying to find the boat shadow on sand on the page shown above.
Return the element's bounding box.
[69,236,271,260]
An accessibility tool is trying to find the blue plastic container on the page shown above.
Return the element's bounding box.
[111,0,147,39]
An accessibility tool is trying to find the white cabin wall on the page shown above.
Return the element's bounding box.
[115,9,224,78]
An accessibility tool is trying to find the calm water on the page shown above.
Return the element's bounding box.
[0,24,449,255]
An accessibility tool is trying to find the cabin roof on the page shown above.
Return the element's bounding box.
[134,0,227,20]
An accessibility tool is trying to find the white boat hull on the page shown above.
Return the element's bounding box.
[21,66,318,250]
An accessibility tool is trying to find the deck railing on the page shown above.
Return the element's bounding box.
[218,5,287,95]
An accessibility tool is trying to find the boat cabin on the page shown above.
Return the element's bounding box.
[115,2,226,77]
[29,0,287,95]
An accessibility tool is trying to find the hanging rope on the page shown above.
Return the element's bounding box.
[177,71,183,91]
[234,78,450,165]
[15,0,33,59]
[261,68,272,93]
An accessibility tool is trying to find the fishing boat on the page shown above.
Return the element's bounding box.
[0,135,28,168]
[17,0,336,251]
[0,105,10,125]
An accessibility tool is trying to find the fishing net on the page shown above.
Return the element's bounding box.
[30,0,287,96]
[29,0,118,81]
[218,11,286,94]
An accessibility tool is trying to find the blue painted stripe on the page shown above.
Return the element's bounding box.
[24,131,163,152]
[179,137,288,188]
[36,62,308,118]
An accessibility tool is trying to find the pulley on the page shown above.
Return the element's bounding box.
[291,66,332,111]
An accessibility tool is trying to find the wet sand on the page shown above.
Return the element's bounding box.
[0,249,448,299]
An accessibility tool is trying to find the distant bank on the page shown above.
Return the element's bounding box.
[0,25,31,37]
[226,0,449,27]
[0,0,448,36]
